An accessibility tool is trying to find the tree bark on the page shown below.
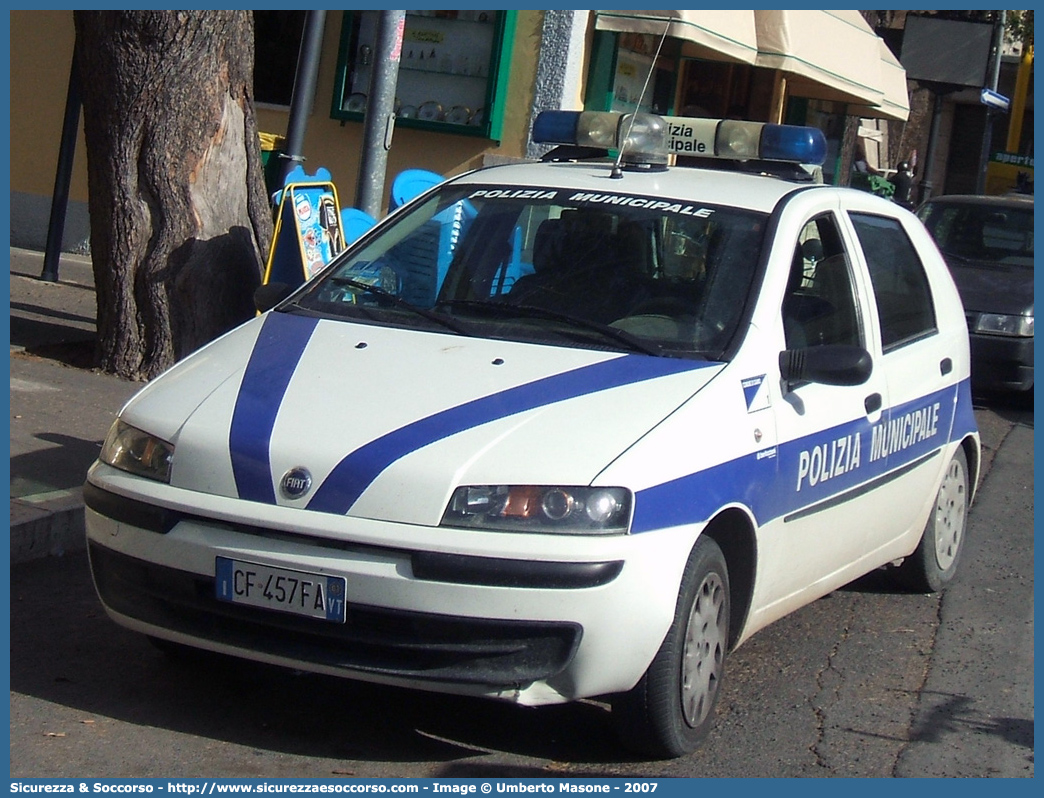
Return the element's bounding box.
[74,11,273,380]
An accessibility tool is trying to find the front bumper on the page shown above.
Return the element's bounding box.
[84,475,697,705]
[969,333,1033,392]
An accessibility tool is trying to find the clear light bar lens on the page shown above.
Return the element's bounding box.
[576,112,621,149]
[716,120,763,160]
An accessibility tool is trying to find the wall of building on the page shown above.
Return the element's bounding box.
[10,11,90,251]
[9,10,543,252]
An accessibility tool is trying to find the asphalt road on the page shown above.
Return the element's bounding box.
[8,397,1033,779]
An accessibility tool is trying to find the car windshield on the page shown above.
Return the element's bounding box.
[292,182,768,359]
[919,200,1034,267]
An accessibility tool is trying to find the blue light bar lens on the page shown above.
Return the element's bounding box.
[760,124,827,165]
[532,111,580,145]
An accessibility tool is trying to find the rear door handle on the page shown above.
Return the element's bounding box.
[864,393,882,414]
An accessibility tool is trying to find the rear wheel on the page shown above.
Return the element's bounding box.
[612,536,730,758]
[896,447,969,593]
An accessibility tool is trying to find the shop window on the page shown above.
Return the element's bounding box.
[587,31,783,123]
[678,61,775,121]
[608,33,678,114]
[254,11,307,107]
[332,10,516,140]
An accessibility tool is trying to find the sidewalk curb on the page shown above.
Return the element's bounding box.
[10,488,87,565]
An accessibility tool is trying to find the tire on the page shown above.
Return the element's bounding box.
[896,446,969,593]
[612,536,730,759]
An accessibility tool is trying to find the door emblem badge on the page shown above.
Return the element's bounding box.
[280,467,313,499]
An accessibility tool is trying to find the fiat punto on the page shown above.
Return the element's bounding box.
[85,112,979,758]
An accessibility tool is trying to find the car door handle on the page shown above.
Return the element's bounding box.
[864,393,882,414]
[940,358,953,376]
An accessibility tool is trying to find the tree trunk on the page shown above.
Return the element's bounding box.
[74,11,273,380]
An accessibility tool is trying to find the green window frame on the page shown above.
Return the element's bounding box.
[332,10,516,141]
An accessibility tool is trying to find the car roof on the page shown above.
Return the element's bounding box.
[921,193,1034,209]
[451,159,826,215]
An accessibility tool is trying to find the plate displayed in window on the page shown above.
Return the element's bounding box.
[418,101,444,121]
[445,105,471,125]
[346,92,366,113]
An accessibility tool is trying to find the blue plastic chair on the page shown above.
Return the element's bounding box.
[390,169,444,211]
[341,208,378,245]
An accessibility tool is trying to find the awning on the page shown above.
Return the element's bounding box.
[594,10,758,65]
[754,10,882,107]
[851,39,911,122]
[594,9,909,122]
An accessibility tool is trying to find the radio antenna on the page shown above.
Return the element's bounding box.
[612,18,672,178]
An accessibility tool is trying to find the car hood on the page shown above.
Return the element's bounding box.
[122,311,723,526]
[947,258,1034,316]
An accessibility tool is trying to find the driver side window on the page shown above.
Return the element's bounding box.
[782,215,862,350]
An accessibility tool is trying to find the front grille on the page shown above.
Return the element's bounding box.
[89,542,581,687]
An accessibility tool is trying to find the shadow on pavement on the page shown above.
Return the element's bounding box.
[10,432,102,497]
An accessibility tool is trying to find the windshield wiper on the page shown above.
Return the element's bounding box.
[438,299,663,356]
[323,277,468,335]
[939,249,975,263]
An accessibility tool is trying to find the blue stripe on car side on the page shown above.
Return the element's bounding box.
[306,356,717,515]
[950,377,977,441]
[631,381,968,534]
[229,313,320,503]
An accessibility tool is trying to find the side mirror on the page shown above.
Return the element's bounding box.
[254,282,294,313]
[779,345,872,387]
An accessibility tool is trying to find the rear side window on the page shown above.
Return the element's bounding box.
[850,213,937,351]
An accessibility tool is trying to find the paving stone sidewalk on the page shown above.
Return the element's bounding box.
[9,247,139,564]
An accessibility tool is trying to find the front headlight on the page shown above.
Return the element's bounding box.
[973,313,1034,337]
[100,420,174,482]
[441,485,632,535]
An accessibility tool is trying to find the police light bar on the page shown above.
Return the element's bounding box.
[533,111,669,169]
[663,116,827,165]
[533,111,827,168]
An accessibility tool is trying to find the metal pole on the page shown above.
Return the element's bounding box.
[41,49,82,282]
[278,10,327,187]
[975,11,1006,195]
[356,10,405,219]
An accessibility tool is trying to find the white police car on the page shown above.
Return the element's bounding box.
[85,111,979,759]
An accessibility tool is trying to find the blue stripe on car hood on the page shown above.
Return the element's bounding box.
[229,313,320,503]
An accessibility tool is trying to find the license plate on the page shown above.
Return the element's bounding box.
[215,557,347,623]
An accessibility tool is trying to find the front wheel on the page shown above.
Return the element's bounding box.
[612,536,730,759]
[896,446,969,593]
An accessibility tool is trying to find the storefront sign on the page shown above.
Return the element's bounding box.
[990,151,1033,169]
